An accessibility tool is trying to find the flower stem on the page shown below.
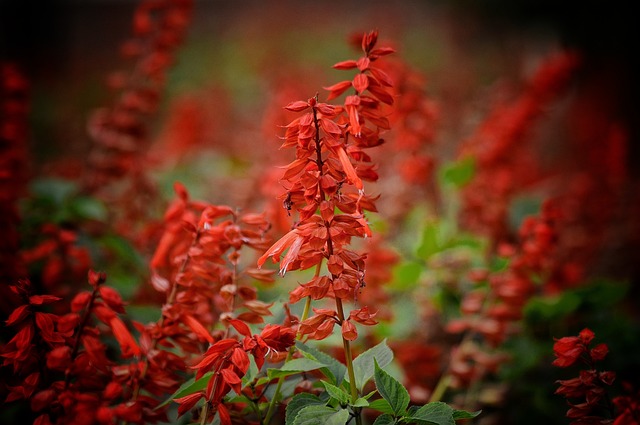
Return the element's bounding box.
[262,266,317,424]
[335,297,361,425]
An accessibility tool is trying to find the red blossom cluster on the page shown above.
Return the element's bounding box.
[444,199,568,388]
[377,58,441,227]
[0,272,151,425]
[85,0,193,236]
[258,30,395,343]
[458,51,581,245]
[146,184,297,423]
[20,224,92,298]
[553,328,617,424]
[175,320,295,423]
[0,63,29,295]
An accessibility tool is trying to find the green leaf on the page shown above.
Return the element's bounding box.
[408,402,455,425]
[321,381,350,405]
[391,261,423,290]
[286,393,323,425]
[374,360,409,416]
[373,413,397,425]
[453,409,481,420]
[242,355,259,388]
[30,178,77,206]
[416,221,441,259]
[267,358,327,379]
[69,196,108,221]
[351,397,369,408]
[368,398,394,415]
[347,339,394,392]
[158,372,213,408]
[292,405,345,425]
[325,409,350,425]
[296,341,347,385]
[440,156,475,187]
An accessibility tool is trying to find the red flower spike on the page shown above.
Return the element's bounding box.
[257,229,299,268]
[109,316,141,357]
[229,318,252,337]
[28,295,61,305]
[184,314,215,344]
[579,328,595,345]
[324,80,353,101]
[98,285,125,313]
[350,306,378,325]
[88,269,106,286]
[590,343,609,362]
[5,304,30,326]
[337,146,363,190]
[174,392,204,417]
[341,319,358,341]
[552,336,584,368]
[333,59,358,70]
[352,73,369,94]
[284,100,310,112]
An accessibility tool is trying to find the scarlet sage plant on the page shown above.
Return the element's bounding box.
[255,30,478,425]
[257,29,393,410]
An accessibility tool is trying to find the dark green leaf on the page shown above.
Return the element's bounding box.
[286,393,323,425]
[374,360,409,416]
[373,413,397,425]
[292,405,343,425]
[452,409,481,420]
[321,381,350,405]
[69,196,108,221]
[408,402,455,425]
[267,358,326,379]
[347,339,393,391]
[368,398,394,415]
[296,341,347,385]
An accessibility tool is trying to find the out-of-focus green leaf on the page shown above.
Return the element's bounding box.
[440,157,475,187]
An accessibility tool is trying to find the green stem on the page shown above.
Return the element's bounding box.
[428,374,451,403]
[262,291,314,424]
[335,298,361,425]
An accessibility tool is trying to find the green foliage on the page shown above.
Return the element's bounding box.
[296,341,347,386]
[267,358,327,380]
[439,156,475,188]
[370,361,480,424]
[347,339,394,392]
[374,360,410,416]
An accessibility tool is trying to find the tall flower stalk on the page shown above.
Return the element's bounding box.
[258,30,395,423]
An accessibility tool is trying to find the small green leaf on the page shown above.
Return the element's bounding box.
[374,360,409,416]
[373,413,397,425]
[325,409,350,425]
[268,358,327,379]
[321,381,350,405]
[69,196,108,221]
[453,409,481,420]
[292,405,342,425]
[441,156,475,187]
[351,397,370,408]
[416,221,440,260]
[158,372,213,408]
[347,339,394,391]
[408,402,455,425]
[391,261,423,290]
[368,398,394,415]
[286,393,323,425]
[296,341,347,385]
